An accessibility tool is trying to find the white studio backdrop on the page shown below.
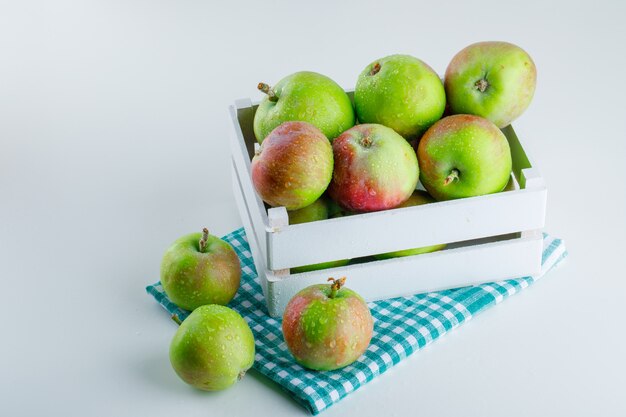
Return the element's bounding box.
[1,1,625,416]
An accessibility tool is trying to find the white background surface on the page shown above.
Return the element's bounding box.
[2,1,625,416]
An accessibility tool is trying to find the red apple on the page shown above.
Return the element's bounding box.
[328,124,419,212]
[251,121,333,210]
[282,277,373,371]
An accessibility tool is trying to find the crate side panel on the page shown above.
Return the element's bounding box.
[264,232,543,316]
[231,162,270,300]
[229,104,271,261]
[268,187,546,270]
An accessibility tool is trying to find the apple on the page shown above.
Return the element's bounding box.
[287,197,329,225]
[374,190,446,260]
[417,114,512,200]
[325,196,345,218]
[169,304,255,390]
[253,71,355,143]
[251,121,333,210]
[328,124,419,212]
[445,41,537,128]
[161,228,241,310]
[290,260,351,274]
[355,54,446,139]
[282,277,373,371]
[324,195,355,218]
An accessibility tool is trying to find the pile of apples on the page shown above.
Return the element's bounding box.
[160,232,373,390]
[252,41,536,266]
[157,41,537,393]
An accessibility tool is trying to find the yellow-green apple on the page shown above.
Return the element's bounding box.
[251,121,333,210]
[374,190,446,259]
[282,277,373,371]
[169,305,255,390]
[287,197,329,225]
[161,228,241,310]
[355,54,446,139]
[254,71,355,143]
[445,41,537,128]
[418,114,512,200]
[329,124,419,212]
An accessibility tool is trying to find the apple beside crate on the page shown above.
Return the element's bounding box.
[229,94,547,317]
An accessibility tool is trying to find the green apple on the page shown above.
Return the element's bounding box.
[169,304,255,390]
[324,195,355,218]
[355,54,446,139]
[417,114,512,200]
[287,198,328,225]
[161,228,241,310]
[290,259,351,274]
[282,277,373,371]
[374,190,446,260]
[445,41,537,128]
[253,71,355,143]
[324,196,344,218]
[287,197,350,273]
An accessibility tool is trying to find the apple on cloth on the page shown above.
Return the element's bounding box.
[169,304,255,391]
[282,277,374,371]
[147,227,567,414]
[160,228,241,310]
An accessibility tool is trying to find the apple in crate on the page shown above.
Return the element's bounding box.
[329,124,419,212]
[287,197,329,225]
[254,71,355,142]
[374,190,446,259]
[355,54,446,139]
[161,228,241,310]
[251,121,333,210]
[418,115,512,201]
[282,277,373,371]
[445,41,536,128]
[170,305,255,390]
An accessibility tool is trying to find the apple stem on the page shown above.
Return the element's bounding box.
[475,79,489,93]
[199,227,210,253]
[444,169,460,186]
[171,314,182,325]
[327,277,346,299]
[257,82,278,102]
[369,62,381,76]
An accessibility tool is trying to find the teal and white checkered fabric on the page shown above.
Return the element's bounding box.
[146,228,567,414]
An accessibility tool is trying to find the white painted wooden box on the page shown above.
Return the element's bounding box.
[229,94,547,317]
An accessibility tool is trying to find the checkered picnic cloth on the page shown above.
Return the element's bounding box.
[146,228,567,414]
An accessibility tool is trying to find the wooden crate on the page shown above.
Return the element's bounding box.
[229,95,547,317]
